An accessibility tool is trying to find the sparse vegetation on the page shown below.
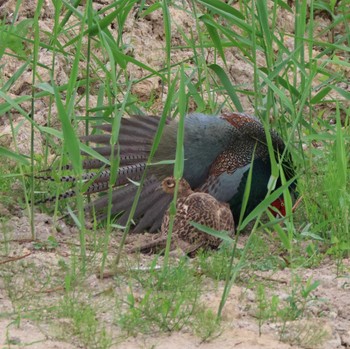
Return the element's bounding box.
[0,0,349,348]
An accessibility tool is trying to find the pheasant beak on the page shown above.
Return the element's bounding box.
[269,197,286,217]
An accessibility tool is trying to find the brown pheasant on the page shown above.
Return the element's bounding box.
[129,176,235,255]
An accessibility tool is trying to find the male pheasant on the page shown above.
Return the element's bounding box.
[40,112,295,232]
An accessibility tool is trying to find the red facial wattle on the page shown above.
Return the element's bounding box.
[270,197,286,216]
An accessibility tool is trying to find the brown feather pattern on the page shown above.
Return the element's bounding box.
[130,177,235,255]
[161,177,235,253]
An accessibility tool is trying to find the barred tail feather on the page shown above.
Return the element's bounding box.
[35,189,76,204]
[36,115,170,231]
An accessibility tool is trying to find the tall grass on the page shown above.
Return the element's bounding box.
[0,0,349,344]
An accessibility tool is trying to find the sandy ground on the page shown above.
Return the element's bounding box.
[0,212,349,348]
[0,0,350,348]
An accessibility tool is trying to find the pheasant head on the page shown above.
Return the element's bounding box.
[161,177,193,197]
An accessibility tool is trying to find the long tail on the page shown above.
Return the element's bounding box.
[36,115,171,232]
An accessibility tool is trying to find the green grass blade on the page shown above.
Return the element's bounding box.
[190,222,235,244]
[0,146,30,165]
[209,64,243,112]
[200,15,226,65]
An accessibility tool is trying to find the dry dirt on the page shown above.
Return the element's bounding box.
[0,0,350,348]
[1,212,350,349]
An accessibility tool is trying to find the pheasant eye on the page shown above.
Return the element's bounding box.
[166,180,175,187]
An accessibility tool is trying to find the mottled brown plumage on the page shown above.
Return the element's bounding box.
[128,177,235,255]
[161,176,235,254]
